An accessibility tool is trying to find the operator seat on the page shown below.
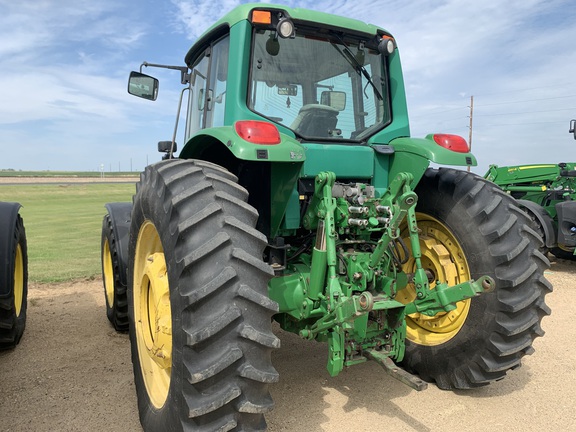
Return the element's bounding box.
[291,104,339,137]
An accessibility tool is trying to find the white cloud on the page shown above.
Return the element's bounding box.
[170,0,244,40]
[1,0,575,172]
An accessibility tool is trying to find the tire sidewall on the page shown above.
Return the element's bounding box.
[101,215,116,318]
[127,162,185,431]
[0,211,28,349]
[14,215,28,339]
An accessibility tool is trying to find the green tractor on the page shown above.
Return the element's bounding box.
[0,202,28,349]
[101,4,551,430]
[485,119,576,260]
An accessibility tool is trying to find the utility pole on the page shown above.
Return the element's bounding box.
[467,95,474,172]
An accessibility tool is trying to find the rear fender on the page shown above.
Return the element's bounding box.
[517,199,556,248]
[388,136,477,187]
[179,127,305,239]
[179,126,306,164]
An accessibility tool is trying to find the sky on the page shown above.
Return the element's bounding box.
[1,0,575,175]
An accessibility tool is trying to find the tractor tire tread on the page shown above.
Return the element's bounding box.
[401,168,551,390]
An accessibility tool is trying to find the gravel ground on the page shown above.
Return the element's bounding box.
[0,257,574,432]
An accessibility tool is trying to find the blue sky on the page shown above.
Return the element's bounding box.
[1,0,575,175]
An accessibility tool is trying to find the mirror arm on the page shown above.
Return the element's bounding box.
[140,62,191,85]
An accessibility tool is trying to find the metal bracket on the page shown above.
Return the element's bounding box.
[404,275,495,316]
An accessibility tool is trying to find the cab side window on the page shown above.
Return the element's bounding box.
[186,34,230,138]
[207,36,229,128]
[187,53,209,137]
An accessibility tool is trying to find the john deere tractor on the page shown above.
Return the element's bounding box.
[101,4,551,430]
[485,119,576,260]
[0,202,28,349]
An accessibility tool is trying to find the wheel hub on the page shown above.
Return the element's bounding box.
[399,215,471,346]
[140,252,172,370]
[133,221,172,409]
[14,243,24,317]
[102,239,115,307]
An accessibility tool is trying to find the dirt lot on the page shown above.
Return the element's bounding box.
[1,259,575,432]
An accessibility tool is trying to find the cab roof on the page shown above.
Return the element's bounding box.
[184,3,389,65]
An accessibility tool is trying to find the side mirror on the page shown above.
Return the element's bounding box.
[158,140,177,153]
[320,91,346,111]
[570,119,576,140]
[128,71,159,101]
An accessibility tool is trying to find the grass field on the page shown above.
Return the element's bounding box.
[0,170,137,178]
[0,182,136,282]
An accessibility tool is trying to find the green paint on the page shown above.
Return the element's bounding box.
[486,163,576,254]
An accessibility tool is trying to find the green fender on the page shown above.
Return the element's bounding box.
[388,135,477,187]
[179,125,305,239]
[179,125,306,163]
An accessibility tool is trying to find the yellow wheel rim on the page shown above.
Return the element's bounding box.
[133,220,172,409]
[14,243,24,317]
[557,244,575,253]
[398,213,471,346]
[102,238,115,307]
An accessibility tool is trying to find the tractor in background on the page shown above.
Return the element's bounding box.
[485,119,576,259]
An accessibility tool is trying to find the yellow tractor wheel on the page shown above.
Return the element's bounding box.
[101,210,129,331]
[399,213,471,346]
[127,159,279,430]
[398,168,551,389]
[0,202,28,350]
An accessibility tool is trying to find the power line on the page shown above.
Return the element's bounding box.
[478,120,567,127]
[473,82,574,97]
[475,95,576,107]
[420,89,575,116]
[475,107,576,117]
[416,106,467,116]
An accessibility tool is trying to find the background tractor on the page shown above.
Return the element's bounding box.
[102,4,551,431]
[485,119,576,260]
[0,202,28,349]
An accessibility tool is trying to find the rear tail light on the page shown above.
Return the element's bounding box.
[432,134,469,153]
[235,120,281,145]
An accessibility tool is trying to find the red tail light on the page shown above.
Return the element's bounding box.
[432,134,469,153]
[235,120,281,145]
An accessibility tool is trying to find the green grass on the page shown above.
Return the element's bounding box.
[0,171,137,178]
[0,183,136,283]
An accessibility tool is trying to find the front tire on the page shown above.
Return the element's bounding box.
[399,168,551,389]
[128,159,279,431]
[0,205,28,350]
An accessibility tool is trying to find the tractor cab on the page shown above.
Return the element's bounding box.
[247,12,394,142]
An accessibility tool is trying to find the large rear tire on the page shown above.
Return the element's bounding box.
[399,168,551,389]
[101,213,129,331]
[0,204,28,350]
[128,159,279,431]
